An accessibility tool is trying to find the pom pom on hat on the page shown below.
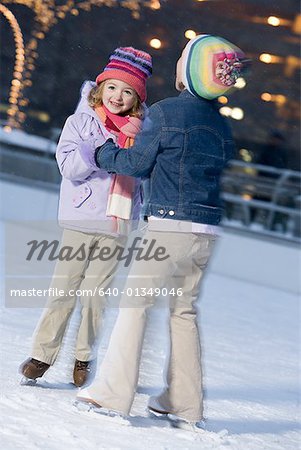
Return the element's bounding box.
[96,47,152,102]
[181,34,250,100]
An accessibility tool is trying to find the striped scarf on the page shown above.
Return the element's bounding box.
[95,105,141,225]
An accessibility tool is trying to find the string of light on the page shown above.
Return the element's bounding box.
[0,3,25,131]
[1,0,162,130]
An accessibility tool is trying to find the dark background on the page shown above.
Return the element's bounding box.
[1,0,300,169]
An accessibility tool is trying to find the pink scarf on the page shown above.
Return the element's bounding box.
[95,105,142,224]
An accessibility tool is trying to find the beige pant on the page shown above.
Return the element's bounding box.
[31,229,124,365]
[86,229,216,421]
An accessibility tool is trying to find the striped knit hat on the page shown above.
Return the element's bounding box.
[181,35,248,100]
[96,47,152,102]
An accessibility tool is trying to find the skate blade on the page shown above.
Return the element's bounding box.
[20,376,37,386]
[167,415,206,433]
[148,409,169,420]
[73,400,130,425]
[168,415,228,438]
[73,399,96,412]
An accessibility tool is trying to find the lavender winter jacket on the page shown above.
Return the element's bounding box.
[56,80,141,234]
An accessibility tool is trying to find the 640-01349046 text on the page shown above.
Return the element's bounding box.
[9,287,184,298]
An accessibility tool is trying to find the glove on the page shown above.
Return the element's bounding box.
[94,138,115,168]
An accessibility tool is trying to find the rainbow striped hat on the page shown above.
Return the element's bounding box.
[96,47,152,102]
[181,35,248,100]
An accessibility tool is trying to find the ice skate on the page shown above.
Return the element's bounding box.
[73,359,95,387]
[19,358,50,385]
[74,388,130,425]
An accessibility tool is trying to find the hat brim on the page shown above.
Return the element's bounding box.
[96,69,146,102]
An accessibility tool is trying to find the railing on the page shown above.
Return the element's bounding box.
[221,161,301,242]
[0,128,300,243]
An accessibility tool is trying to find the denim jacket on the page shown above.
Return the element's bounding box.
[96,90,235,225]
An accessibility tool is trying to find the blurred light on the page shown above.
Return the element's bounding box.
[3,126,12,133]
[150,0,161,9]
[285,55,301,77]
[259,53,283,64]
[149,38,162,49]
[38,112,50,122]
[218,96,228,104]
[251,15,292,27]
[18,112,26,120]
[275,95,287,105]
[12,79,21,87]
[235,77,246,89]
[219,106,232,117]
[2,0,163,130]
[261,92,272,101]
[292,14,301,34]
[259,53,272,63]
[231,108,244,120]
[242,194,252,200]
[36,32,45,39]
[239,149,253,163]
[261,93,287,105]
[185,29,197,39]
[221,106,244,120]
[0,3,26,129]
[267,16,280,26]
[28,39,38,50]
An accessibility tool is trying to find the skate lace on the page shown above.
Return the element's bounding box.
[75,361,90,372]
[32,359,48,368]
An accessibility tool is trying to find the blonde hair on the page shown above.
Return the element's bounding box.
[88,81,144,118]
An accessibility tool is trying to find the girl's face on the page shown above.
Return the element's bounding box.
[102,79,137,115]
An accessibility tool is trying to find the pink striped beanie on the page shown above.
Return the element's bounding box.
[96,47,152,102]
[181,35,249,100]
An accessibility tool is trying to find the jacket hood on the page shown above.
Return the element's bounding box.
[75,80,97,116]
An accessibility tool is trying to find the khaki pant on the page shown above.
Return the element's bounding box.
[31,229,124,365]
[86,229,216,421]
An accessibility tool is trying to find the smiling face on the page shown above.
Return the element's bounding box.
[102,79,138,115]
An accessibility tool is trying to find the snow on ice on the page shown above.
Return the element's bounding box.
[0,179,300,450]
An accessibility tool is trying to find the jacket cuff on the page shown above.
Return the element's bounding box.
[95,147,101,168]
[79,138,104,169]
